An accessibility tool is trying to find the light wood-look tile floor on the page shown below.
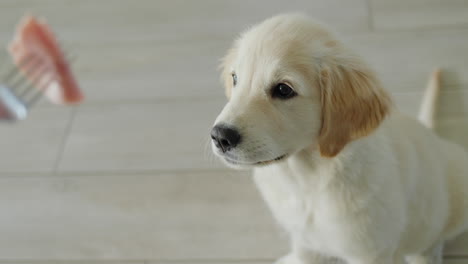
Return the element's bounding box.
[0,0,467,263]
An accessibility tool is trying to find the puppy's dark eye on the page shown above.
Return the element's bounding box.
[232,73,237,86]
[272,83,296,99]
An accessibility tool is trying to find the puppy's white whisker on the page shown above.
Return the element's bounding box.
[203,137,217,165]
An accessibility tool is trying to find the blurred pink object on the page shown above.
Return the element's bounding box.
[9,15,83,105]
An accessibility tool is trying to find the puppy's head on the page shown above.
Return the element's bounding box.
[211,14,391,169]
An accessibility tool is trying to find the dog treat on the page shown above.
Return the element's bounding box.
[9,16,83,105]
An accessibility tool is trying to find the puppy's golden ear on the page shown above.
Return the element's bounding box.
[219,47,238,99]
[318,63,392,157]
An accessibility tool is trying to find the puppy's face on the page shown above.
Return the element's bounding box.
[211,14,390,169]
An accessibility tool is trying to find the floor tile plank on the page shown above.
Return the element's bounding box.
[438,118,468,150]
[393,88,468,119]
[0,0,368,44]
[343,29,468,93]
[0,262,143,264]
[68,40,229,103]
[371,0,468,30]
[0,168,465,260]
[0,107,72,173]
[0,172,286,260]
[58,100,226,172]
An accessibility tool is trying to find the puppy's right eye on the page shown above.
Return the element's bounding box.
[232,73,237,86]
[272,83,297,99]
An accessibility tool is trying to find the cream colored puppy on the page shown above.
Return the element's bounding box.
[210,14,468,264]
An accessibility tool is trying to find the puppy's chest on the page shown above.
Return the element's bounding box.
[253,165,351,252]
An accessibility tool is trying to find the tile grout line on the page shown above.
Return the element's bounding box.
[372,22,468,33]
[75,95,227,107]
[0,257,466,263]
[0,259,275,263]
[52,107,78,175]
[0,257,464,263]
[0,167,242,178]
[0,261,147,264]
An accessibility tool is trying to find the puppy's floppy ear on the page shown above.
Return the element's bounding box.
[318,61,392,157]
[219,47,238,99]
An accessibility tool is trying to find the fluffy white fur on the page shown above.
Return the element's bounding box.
[211,14,468,264]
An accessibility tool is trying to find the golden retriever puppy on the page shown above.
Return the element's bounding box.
[210,13,468,264]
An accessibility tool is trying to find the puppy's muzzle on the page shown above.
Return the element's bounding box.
[210,124,241,153]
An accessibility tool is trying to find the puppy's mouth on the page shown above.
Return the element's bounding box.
[223,154,288,167]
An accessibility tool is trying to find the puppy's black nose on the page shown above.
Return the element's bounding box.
[210,124,241,152]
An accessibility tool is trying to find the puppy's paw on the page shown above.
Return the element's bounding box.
[275,253,305,264]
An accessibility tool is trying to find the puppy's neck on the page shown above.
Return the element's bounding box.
[257,145,343,188]
[291,144,340,170]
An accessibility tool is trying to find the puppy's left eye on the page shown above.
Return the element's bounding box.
[272,83,297,99]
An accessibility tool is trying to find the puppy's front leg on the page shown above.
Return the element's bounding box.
[275,246,342,264]
[275,253,340,264]
[406,243,444,264]
[274,253,305,264]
